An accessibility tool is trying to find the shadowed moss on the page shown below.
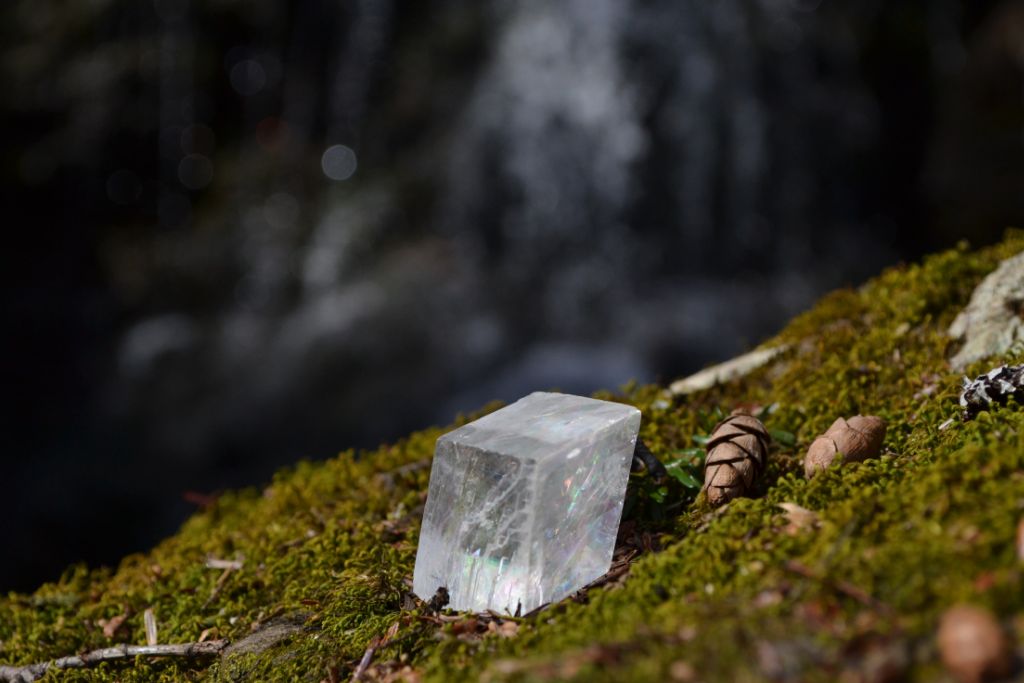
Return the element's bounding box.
[2,233,1023,682]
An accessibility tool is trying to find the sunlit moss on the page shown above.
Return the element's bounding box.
[1,233,1022,681]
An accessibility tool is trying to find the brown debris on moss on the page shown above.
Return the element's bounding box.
[937,605,1011,683]
[776,502,819,535]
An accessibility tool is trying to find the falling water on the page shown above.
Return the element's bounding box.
[3,0,1020,590]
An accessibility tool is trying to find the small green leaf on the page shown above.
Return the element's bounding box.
[664,463,701,489]
[669,448,705,469]
[691,434,710,446]
[648,485,669,503]
[769,429,796,447]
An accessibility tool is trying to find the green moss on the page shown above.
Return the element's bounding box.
[3,233,1024,681]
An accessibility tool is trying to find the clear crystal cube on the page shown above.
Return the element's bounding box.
[413,391,641,614]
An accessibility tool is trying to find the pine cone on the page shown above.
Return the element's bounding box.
[702,413,770,506]
[804,415,886,478]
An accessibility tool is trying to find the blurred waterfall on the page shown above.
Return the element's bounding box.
[3,0,1022,589]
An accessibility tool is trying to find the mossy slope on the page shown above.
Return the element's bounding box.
[3,234,1024,682]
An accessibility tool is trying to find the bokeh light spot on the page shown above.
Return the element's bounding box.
[321,144,357,181]
[178,154,214,190]
[230,59,266,97]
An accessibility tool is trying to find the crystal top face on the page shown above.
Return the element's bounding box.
[413,391,641,615]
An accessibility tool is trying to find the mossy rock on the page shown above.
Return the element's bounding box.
[3,233,1024,682]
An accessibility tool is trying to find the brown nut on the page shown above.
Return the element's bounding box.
[937,604,1011,683]
[702,413,770,506]
[804,415,886,478]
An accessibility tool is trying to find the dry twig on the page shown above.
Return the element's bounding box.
[205,557,244,571]
[0,640,228,682]
[204,568,234,607]
[350,622,400,682]
[350,636,381,682]
[631,438,668,483]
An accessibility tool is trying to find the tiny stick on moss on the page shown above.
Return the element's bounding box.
[0,640,228,682]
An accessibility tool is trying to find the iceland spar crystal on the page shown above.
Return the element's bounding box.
[412,392,641,614]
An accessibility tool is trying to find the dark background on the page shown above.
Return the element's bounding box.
[2,0,1022,592]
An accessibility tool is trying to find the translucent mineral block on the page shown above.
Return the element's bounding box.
[413,391,641,614]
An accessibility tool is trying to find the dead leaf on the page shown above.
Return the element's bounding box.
[98,612,128,639]
[669,660,696,682]
[486,620,518,638]
[778,502,820,535]
[753,590,784,608]
[379,666,422,683]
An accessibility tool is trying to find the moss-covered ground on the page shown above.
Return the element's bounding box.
[3,234,1024,682]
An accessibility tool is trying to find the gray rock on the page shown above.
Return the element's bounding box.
[949,251,1024,370]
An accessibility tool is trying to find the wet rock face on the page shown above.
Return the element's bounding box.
[949,251,1024,370]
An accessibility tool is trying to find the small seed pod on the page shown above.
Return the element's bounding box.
[937,605,1011,683]
[804,415,886,478]
[702,413,770,506]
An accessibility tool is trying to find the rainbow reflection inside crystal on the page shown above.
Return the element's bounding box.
[413,392,640,614]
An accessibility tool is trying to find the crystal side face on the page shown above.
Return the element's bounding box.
[413,391,641,614]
